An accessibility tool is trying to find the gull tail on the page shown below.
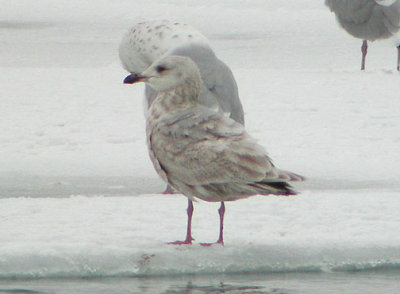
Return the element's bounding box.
[248,168,305,196]
[249,181,297,196]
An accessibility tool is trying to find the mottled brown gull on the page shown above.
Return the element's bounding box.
[326,0,400,70]
[124,56,304,245]
[120,20,244,194]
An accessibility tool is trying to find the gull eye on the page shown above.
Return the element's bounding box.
[155,65,167,73]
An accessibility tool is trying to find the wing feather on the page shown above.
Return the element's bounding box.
[149,107,278,186]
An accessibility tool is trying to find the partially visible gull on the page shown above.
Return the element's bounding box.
[120,20,244,194]
[325,0,400,70]
[123,55,304,245]
[119,20,244,123]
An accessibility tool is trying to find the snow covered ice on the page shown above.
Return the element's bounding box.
[0,0,400,282]
[1,191,400,278]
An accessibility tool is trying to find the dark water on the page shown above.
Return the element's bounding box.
[0,271,399,294]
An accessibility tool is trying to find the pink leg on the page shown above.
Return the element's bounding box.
[167,199,194,245]
[216,202,225,244]
[361,40,368,71]
[397,46,400,71]
[201,202,225,246]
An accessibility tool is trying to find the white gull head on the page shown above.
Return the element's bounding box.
[124,55,202,94]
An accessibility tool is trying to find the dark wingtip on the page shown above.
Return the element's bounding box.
[251,181,297,196]
[123,74,143,84]
[268,182,297,196]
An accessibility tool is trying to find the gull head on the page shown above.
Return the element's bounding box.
[123,55,202,92]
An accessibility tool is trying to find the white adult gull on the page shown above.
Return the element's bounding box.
[120,20,244,194]
[123,55,304,245]
[325,0,400,70]
[119,20,244,122]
